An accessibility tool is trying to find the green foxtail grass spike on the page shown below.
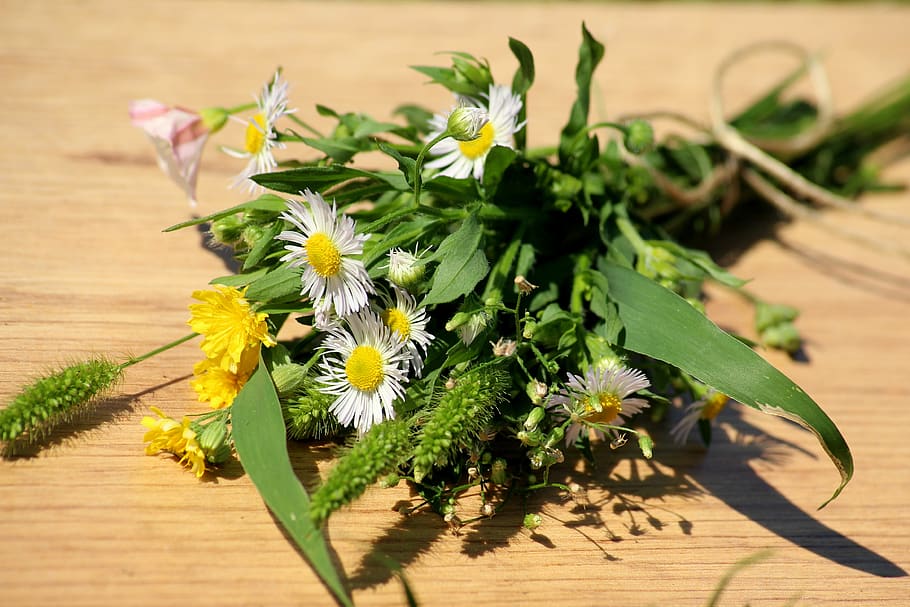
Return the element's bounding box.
[411,366,509,482]
[309,418,412,525]
[283,384,344,441]
[0,357,122,454]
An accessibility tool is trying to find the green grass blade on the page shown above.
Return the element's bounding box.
[232,358,353,606]
[603,263,853,508]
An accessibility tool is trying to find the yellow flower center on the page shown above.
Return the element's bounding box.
[458,122,495,160]
[244,113,267,154]
[382,307,411,341]
[701,392,729,421]
[583,393,622,425]
[345,345,384,392]
[306,232,342,277]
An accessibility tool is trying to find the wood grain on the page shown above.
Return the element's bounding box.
[1,2,908,605]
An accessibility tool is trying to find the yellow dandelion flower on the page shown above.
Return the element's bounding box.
[191,347,258,409]
[141,407,207,478]
[188,285,275,373]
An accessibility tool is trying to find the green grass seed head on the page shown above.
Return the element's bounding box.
[309,418,412,525]
[411,366,510,482]
[0,357,122,454]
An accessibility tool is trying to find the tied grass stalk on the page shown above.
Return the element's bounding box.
[309,418,412,525]
[411,367,510,483]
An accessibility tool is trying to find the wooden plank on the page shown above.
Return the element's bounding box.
[1,2,908,605]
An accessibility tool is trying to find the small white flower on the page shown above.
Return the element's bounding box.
[276,189,374,319]
[224,72,294,192]
[377,286,434,376]
[425,84,524,181]
[316,311,411,434]
[548,364,651,445]
[670,390,730,445]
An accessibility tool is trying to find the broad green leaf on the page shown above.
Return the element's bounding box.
[603,263,853,507]
[163,194,287,232]
[378,142,417,187]
[421,211,487,306]
[242,221,282,270]
[422,249,488,307]
[423,175,479,202]
[232,358,352,607]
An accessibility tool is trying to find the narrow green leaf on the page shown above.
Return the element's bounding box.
[603,263,853,507]
[231,358,352,607]
[482,146,517,197]
[250,165,380,195]
[559,23,606,158]
[163,195,287,232]
[245,265,302,303]
[378,142,417,187]
[509,37,536,95]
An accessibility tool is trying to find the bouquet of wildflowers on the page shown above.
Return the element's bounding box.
[4,25,908,605]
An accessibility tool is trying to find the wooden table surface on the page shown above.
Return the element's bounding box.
[2,2,909,605]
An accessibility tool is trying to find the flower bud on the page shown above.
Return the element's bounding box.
[624,119,655,154]
[195,418,233,464]
[513,275,538,295]
[637,433,654,459]
[523,513,543,531]
[210,214,245,246]
[545,427,565,450]
[270,363,307,397]
[523,406,546,431]
[760,323,801,354]
[490,457,509,485]
[446,106,489,142]
[387,247,426,292]
[198,106,229,133]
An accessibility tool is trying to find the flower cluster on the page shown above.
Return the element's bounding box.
[108,33,862,594]
[187,285,276,409]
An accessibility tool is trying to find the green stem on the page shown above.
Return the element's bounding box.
[120,333,199,369]
[225,102,258,114]
[569,120,629,150]
[413,131,451,206]
[287,113,324,138]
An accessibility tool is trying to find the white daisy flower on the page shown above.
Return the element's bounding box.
[548,364,651,445]
[424,83,524,182]
[670,390,730,445]
[276,189,374,319]
[224,72,294,192]
[316,311,411,434]
[376,286,434,376]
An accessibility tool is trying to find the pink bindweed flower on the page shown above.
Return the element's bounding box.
[129,99,210,207]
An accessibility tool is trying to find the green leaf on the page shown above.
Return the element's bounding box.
[231,358,352,607]
[509,37,536,96]
[603,263,852,507]
[245,265,302,303]
[559,23,605,159]
[163,194,287,232]
[422,215,488,306]
[378,142,417,187]
[250,165,386,195]
[423,249,488,307]
[482,146,517,197]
